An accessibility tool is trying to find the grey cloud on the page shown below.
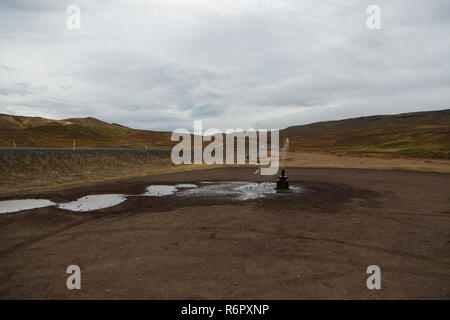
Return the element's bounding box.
[0,0,449,130]
[0,65,18,72]
[0,0,62,12]
[0,82,35,96]
[190,104,226,119]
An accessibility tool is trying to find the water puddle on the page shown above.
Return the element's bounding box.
[0,182,299,214]
[144,185,177,196]
[175,184,198,189]
[57,194,127,212]
[0,199,55,214]
[233,182,278,200]
[143,184,198,197]
[177,182,300,200]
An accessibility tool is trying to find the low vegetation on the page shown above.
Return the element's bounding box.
[0,110,449,193]
[281,109,450,159]
[1,110,449,159]
[0,114,174,149]
[0,149,173,194]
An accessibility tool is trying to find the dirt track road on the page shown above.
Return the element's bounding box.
[0,167,449,299]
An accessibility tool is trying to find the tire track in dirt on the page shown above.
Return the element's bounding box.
[60,223,442,264]
[0,217,98,257]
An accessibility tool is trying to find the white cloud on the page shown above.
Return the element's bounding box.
[0,0,449,130]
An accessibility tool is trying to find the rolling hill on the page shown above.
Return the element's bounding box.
[280,109,450,158]
[0,114,172,149]
[0,109,449,158]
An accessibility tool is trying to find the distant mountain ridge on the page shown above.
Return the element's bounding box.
[0,109,449,158]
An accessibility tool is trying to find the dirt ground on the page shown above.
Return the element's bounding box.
[0,167,449,299]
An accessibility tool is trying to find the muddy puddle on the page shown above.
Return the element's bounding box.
[57,194,128,212]
[0,199,56,214]
[0,182,299,213]
[178,182,300,200]
[144,185,178,197]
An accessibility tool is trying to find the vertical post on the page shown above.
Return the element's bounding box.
[13,140,16,148]
[73,140,76,151]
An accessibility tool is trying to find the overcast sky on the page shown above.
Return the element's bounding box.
[0,0,449,131]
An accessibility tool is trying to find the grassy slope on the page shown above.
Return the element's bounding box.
[1,109,449,158]
[281,109,450,158]
[0,110,449,193]
[0,114,173,148]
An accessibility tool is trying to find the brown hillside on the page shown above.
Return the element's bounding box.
[0,110,449,158]
[281,109,450,158]
[0,114,172,148]
[0,114,69,129]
